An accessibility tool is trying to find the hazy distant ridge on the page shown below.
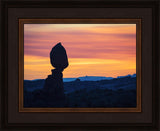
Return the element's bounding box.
[63,74,136,82]
[25,74,136,82]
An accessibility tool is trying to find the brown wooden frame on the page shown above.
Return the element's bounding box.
[1,0,159,130]
[19,19,141,112]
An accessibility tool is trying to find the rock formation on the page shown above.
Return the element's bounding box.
[42,42,68,107]
[31,42,68,107]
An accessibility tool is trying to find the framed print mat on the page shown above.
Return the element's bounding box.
[19,19,141,112]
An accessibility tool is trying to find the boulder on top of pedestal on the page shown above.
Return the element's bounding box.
[50,42,69,70]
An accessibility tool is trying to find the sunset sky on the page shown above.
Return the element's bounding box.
[24,24,136,80]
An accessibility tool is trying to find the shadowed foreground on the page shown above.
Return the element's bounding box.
[24,76,136,108]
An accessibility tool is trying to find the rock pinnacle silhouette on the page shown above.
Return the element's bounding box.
[42,42,68,107]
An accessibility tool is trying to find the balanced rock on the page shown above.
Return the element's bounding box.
[41,42,68,107]
[50,42,68,71]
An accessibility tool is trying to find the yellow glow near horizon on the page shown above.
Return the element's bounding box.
[24,55,136,80]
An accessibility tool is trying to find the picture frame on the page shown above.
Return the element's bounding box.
[0,0,159,130]
[19,18,141,113]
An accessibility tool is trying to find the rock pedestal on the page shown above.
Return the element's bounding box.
[43,69,65,107]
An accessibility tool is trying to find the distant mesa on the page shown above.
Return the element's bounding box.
[75,78,81,82]
[62,74,136,82]
[117,74,136,79]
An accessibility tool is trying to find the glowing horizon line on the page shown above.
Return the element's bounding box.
[24,73,136,81]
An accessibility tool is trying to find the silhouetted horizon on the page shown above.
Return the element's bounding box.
[24,73,136,81]
[24,72,137,108]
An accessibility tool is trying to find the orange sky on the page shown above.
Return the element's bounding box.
[24,24,136,80]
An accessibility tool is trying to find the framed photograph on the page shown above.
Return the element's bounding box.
[0,0,159,130]
[19,19,141,112]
